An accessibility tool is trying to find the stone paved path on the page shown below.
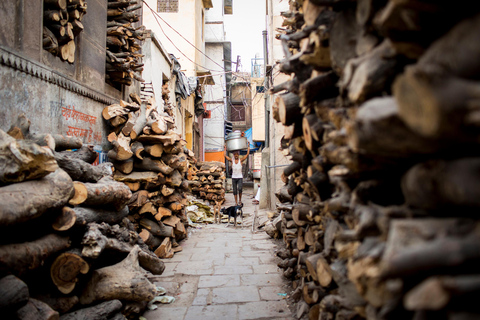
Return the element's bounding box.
[143,186,295,320]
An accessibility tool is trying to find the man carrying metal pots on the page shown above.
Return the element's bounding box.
[224,144,250,206]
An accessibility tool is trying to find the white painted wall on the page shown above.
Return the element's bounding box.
[265,0,291,209]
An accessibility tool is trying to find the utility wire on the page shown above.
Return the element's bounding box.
[142,0,226,72]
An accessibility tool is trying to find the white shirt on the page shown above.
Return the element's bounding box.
[232,159,243,179]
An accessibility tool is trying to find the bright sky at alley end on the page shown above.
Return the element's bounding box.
[224,0,267,73]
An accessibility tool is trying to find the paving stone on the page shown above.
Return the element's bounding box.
[192,288,212,306]
[168,253,193,263]
[184,305,238,320]
[259,286,289,301]
[252,264,282,275]
[198,275,240,288]
[159,262,178,277]
[238,300,293,320]
[224,257,259,266]
[143,306,188,320]
[241,274,285,286]
[212,285,260,304]
[214,265,253,275]
[174,261,214,275]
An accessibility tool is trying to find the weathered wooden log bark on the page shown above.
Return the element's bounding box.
[394,68,480,140]
[401,158,480,210]
[341,39,399,103]
[347,97,442,158]
[139,218,174,238]
[15,298,59,320]
[54,151,113,183]
[277,93,302,126]
[0,169,74,226]
[299,71,339,107]
[31,134,82,151]
[0,234,70,275]
[60,299,123,320]
[56,145,98,164]
[0,129,58,185]
[134,157,174,175]
[0,275,29,312]
[73,205,129,226]
[80,246,157,304]
[81,176,132,210]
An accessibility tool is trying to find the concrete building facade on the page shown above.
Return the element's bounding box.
[0,0,136,151]
[203,0,232,162]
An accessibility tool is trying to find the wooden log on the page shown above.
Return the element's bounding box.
[347,97,441,158]
[138,229,162,250]
[0,129,58,185]
[381,231,480,279]
[0,234,70,275]
[59,300,122,320]
[110,157,134,175]
[341,39,399,103]
[136,131,181,146]
[57,145,98,164]
[80,246,156,304]
[155,207,172,221]
[329,7,360,74]
[0,275,29,312]
[54,151,112,183]
[50,251,89,294]
[73,205,129,226]
[15,298,59,320]
[110,133,133,160]
[139,218,174,237]
[404,275,480,311]
[144,144,163,158]
[127,190,149,209]
[299,71,339,107]
[52,207,77,232]
[104,238,165,275]
[0,169,74,226]
[402,158,480,210]
[277,93,301,126]
[81,176,132,210]
[68,181,88,206]
[130,141,144,160]
[134,157,174,175]
[394,68,480,139]
[302,114,324,152]
[154,237,174,259]
[166,169,183,187]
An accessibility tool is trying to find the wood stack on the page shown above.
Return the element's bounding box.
[42,0,87,63]
[0,114,165,319]
[103,93,191,259]
[187,161,226,204]
[270,1,480,319]
[106,0,146,87]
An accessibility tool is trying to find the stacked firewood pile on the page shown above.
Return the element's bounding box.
[0,114,165,319]
[270,0,480,319]
[103,93,190,260]
[187,161,226,204]
[106,0,146,87]
[43,0,87,63]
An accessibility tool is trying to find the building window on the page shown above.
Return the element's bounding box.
[157,0,178,13]
[231,105,245,122]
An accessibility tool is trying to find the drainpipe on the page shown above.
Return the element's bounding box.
[262,30,269,148]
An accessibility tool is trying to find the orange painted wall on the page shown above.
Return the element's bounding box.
[205,151,225,162]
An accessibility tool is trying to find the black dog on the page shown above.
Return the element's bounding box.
[220,203,244,228]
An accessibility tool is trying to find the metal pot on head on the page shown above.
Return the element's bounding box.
[225,131,248,152]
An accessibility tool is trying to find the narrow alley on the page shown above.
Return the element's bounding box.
[143,185,295,320]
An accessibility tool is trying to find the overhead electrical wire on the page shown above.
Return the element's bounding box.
[142,0,226,72]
